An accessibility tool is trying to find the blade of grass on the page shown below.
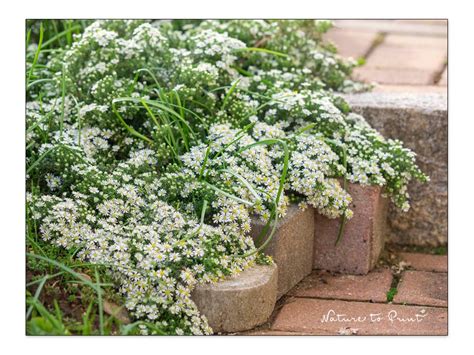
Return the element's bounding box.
[26,275,49,320]
[235,47,288,58]
[94,267,104,335]
[220,78,240,111]
[111,100,153,144]
[41,25,82,49]
[202,181,253,207]
[27,22,44,86]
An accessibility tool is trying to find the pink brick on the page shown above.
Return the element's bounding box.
[399,252,447,272]
[272,298,447,335]
[394,271,447,307]
[358,34,447,85]
[324,28,377,59]
[313,183,388,274]
[332,20,447,37]
[354,67,435,85]
[367,46,445,71]
[438,68,447,86]
[383,34,447,50]
[290,268,392,303]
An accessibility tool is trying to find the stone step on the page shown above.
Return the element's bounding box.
[343,92,447,247]
[191,264,278,333]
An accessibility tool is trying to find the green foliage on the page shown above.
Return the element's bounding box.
[386,287,398,302]
[25,19,428,335]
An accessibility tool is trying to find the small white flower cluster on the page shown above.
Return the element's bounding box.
[248,122,352,219]
[162,123,289,231]
[29,152,257,335]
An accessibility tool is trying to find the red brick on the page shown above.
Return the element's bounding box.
[313,183,388,274]
[358,34,447,85]
[324,28,377,59]
[438,68,447,86]
[399,252,447,272]
[394,271,447,307]
[272,298,447,335]
[354,67,435,85]
[367,46,445,71]
[383,34,447,50]
[290,268,392,303]
[332,20,447,37]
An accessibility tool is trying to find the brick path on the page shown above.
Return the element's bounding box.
[243,251,447,335]
[324,20,447,92]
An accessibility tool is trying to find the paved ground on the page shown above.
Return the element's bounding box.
[243,249,447,335]
[324,19,447,92]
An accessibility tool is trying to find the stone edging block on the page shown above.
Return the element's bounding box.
[191,264,278,333]
[250,205,314,299]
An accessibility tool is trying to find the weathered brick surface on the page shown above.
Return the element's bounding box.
[399,252,447,272]
[272,298,447,335]
[313,183,388,274]
[368,46,445,72]
[289,268,392,303]
[358,34,446,85]
[438,67,447,86]
[394,271,447,307]
[383,34,447,50]
[354,67,435,85]
[251,205,314,299]
[324,28,376,59]
[333,20,447,37]
[192,264,278,333]
[344,93,447,246]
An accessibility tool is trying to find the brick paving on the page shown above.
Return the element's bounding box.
[271,298,447,335]
[394,271,448,307]
[288,268,392,303]
[324,20,447,88]
[399,252,447,272]
[243,251,447,335]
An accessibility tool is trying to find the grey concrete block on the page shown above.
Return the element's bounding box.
[250,205,315,299]
[191,264,277,333]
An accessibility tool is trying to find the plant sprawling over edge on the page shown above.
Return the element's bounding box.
[26,20,428,335]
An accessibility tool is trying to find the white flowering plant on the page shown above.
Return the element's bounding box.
[26,19,428,335]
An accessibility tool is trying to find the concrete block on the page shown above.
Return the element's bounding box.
[251,205,314,299]
[191,264,278,333]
